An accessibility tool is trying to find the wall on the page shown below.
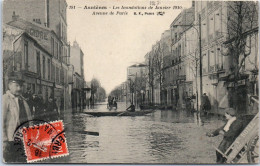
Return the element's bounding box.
[3,0,46,26]
[70,43,83,76]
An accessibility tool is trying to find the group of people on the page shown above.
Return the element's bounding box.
[107,96,118,109]
[23,88,60,122]
[3,72,60,162]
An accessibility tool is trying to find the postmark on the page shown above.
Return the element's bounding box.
[16,120,68,163]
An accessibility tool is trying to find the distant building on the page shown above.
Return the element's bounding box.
[169,5,195,108]
[70,41,85,77]
[69,41,86,110]
[127,63,147,106]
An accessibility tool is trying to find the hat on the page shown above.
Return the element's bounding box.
[225,108,236,116]
[8,72,24,85]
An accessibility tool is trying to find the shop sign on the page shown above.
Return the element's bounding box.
[27,28,48,41]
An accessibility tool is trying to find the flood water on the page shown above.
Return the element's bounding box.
[57,102,225,163]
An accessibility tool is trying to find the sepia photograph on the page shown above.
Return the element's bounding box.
[2,0,259,164]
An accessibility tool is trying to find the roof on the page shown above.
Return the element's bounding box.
[22,32,52,57]
[3,26,52,57]
[129,63,147,67]
[7,17,63,46]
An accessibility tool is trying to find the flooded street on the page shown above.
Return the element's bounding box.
[62,102,225,163]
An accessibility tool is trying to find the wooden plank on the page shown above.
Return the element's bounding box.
[225,112,259,163]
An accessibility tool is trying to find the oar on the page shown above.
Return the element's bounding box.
[117,111,127,116]
[69,130,99,136]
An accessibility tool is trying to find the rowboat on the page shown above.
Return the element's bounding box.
[83,110,154,117]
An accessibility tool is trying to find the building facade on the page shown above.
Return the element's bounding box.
[69,41,86,110]
[169,5,195,109]
[3,0,73,116]
[193,1,258,113]
[127,63,147,107]
[141,1,258,114]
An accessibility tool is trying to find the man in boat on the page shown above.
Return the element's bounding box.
[126,102,135,112]
[206,108,244,163]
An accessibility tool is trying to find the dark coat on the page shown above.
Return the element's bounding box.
[212,118,244,163]
[202,95,211,111]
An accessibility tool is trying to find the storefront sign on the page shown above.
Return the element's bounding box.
[27,28,48,40]
[36,79,54,87]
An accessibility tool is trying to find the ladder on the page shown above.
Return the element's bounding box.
[215,112,259,163]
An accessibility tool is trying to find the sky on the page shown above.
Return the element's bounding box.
[67,0,192,94]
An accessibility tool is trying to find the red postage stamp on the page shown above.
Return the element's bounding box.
[22,120,68,163]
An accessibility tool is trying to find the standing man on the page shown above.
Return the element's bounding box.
[201,93,211,113]
[3,72,32,162]
[206,108,244,163]
[23,87,33,113]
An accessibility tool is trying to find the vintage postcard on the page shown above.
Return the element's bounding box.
[2,0,259,164]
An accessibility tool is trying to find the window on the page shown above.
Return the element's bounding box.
[60,67,64,84]
[61,22,63,38]
[48,59,51,80]
[215,10,221,34]
[42,56,46,79]
[51,37,54,56]
[36,51,40,74]
[47,0,50,27]
[56,66,60,84]
[64,48,68,64]
[55,42,58,58]
[217,47,223,70]
[51,62,55,81]
[24,41,28,70]
[202,53,208,74]
[209,16,214,35]
[209,50,216,72]
[59,45,62,61]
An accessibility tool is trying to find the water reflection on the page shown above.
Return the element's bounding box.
[61,102,224,163]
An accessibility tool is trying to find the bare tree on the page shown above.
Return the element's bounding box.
[152,42,167,105]
[146,52,155,105]
[90,78,101,105]
[224,1,258,112]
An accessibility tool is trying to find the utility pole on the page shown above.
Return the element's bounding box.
[199,14,203,112]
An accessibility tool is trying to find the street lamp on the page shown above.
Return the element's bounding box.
[172,14,203,112]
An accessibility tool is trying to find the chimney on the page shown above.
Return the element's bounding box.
[12,11,19,21]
